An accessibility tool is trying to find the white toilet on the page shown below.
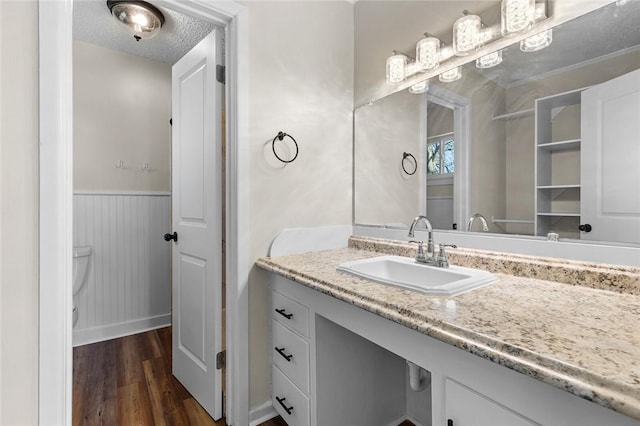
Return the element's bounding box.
[72,246,92,327]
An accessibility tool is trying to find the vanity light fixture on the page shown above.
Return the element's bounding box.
[520,3,552,52]
[416,34,441,70]
[476,50,503,68]
[409,80,430,94]
[107,0,165,41]
[385,1,550,86]
[439,67,462,83]
[501,0,535,36]
[453,11,483,56]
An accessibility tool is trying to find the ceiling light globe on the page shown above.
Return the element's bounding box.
[107,1,165,41]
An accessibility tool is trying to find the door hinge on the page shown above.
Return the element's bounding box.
[216,350,226,369]
[216,65,226,84]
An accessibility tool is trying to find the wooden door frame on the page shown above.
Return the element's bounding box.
[38,1,250,424]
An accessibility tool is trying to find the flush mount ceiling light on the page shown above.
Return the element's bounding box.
[107,0,165,42]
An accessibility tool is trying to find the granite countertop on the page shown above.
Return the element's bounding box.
[256,243,640,421]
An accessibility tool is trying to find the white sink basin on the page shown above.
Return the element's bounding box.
[337,255,497,296]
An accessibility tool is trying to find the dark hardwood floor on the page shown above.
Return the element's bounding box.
[73,327,286,426]
[73,327,415,426]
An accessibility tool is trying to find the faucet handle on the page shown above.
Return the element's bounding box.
[437,244,457,268]
[409,240,427,261]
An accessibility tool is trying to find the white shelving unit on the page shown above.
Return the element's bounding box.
[534,88,585,238]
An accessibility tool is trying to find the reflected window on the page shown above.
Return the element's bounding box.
[427,133,454,175]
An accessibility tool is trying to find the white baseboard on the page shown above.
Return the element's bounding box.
[72,313,171,347]
[249,400,278,426]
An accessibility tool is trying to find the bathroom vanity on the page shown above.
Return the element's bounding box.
[256,237,640,426]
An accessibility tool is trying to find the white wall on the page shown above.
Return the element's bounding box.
[73,41,171,192]
[0,1,39,424]
[243,1,354,409]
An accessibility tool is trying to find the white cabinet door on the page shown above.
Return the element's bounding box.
[581,68,640,243]
[171,29,223,419]
[445,379,538,426]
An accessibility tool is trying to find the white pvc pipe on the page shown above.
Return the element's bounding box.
[407,360,429,391]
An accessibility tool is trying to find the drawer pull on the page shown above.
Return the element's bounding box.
[274,346,293,362]
[276,396,294,415]
[275,308,293,320]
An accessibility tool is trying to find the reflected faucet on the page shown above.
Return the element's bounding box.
[467,213,489,232]
[408,215,435,260]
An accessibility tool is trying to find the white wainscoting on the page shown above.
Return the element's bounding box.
[73,192,172,346]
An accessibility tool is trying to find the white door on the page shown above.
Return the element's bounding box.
[581,68,640,244]
[170,29,223,419]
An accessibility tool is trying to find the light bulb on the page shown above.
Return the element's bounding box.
[131,12,149,27]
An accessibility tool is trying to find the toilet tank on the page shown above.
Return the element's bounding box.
[73,246,92,296]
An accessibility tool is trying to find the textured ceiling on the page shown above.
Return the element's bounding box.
[472,1,640,87]
[73,0,217,64]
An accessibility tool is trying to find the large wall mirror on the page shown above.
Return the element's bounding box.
[354,0,640,246]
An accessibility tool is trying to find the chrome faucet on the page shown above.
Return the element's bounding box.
[467,213,489,232]
[408,215,435,264]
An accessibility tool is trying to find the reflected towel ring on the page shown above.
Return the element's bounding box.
[402,152,417,175]
[272,131,299,163]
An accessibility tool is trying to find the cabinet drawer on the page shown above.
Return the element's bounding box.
[272,320,310,392]
[272,291,309,338]
[273,365,310,426]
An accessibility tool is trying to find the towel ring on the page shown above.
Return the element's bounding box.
[402,152,417,175]
[272,132,299,163]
